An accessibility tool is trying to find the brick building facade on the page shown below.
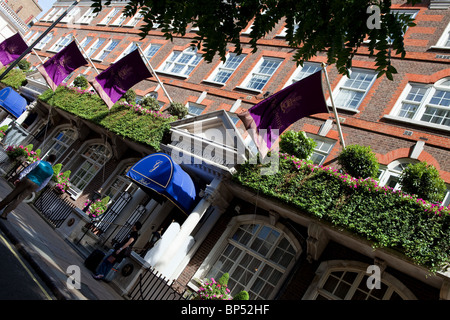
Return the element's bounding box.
[6,0,449,300]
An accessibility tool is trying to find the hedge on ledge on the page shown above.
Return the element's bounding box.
[38,85,176,151]
[232,153,450,272]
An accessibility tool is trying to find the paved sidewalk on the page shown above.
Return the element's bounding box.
[0,178,124,300]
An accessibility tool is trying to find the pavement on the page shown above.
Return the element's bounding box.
[0,177,125,300]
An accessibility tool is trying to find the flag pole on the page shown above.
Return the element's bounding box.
[0,0,81,81]
[72,35,100,74]
[321,63,346,149]
[136,44,173,104]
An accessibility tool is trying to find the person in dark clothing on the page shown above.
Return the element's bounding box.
[0,154,56,220]
[93,221,142,280]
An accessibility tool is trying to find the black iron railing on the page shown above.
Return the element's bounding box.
[33,186,75,228]
[127,266,194,300]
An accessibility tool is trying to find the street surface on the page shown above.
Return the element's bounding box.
[0,230,54,300]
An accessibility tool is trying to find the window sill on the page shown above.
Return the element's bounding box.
[234,85,263,94]
[202,79,226,86]
[328,104,360,114]
[430,45,450,51]
[155,70,189,79]
[383,115,450,133]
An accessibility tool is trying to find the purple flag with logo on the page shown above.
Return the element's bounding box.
[90,49,152,109]
[238,70,329,158]
[0,33,29,68]
[37,40,87,91]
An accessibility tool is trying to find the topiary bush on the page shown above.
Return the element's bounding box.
[140,95,161,111]
[17,59,31,71]
[279,130,316,160]
[399,161,446,203]
[337,144,379,179]
[123,89,136,104]
[166,102,188,119]
[73,75,88,89]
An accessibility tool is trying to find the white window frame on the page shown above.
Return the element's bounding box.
[143,43,162,60]
[277,21,299,38]
[102,162,139,203]
[205,52,246,85]
[85,38,106,58]
[442,186,450,207]
[76,7,98,24]
[283,62,321,88]
[158,47,203,78]
[302,260,416,300]
[34,33,53,50]
[306,134,336,165]
[115,41,138,61]
[60,7,80,24]
[186,102,205,117]
[49,35,72,53]
[432,22,450,50]
[27,31,42,45]
[42,8,57,22]
[80,36,93,50]
[68,143,112,198]
[190,215,302,300]
[41,126,78,163]
[110,13,127,26]
[237,56,283,93]
[50,7,65,22]
[125,12,143,27]
[98,7,120,25]
[93,39,120,61]
[386,78,450,131]
[377,159,418,191]
[329,68,377,112]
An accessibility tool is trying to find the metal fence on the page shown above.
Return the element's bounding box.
[127,266,193,300]
[33,186,76,228]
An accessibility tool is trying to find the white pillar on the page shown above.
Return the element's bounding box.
[153,178,222,276]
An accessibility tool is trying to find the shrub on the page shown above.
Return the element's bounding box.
[17,59,31,71]
[399,162,446,203]
[73,75,88,89]
[233,291,249,300]
[166,102,188,119]
[337,144,379,179]
[123,89,136,104]
[279,131,316,160]
[140,95,161,111]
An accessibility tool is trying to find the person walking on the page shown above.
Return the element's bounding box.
[93,221,142,280]
[0,154,57,220]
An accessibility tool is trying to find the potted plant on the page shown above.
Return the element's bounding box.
[85,196,110,221]
[51,164,71,194]
[195,273,249,300]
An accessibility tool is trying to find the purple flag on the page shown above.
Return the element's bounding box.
[238,70,329,158]
[0,33,29,68]
[38,41,87,91]
[90,49,152,109]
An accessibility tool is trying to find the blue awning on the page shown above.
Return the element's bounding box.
[126,153,197,215]
[0,87,27,118]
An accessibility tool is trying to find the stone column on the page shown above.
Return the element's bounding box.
[153,178,222,276]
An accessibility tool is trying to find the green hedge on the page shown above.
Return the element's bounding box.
[0,67,27,89]
[38,85,175,150]
[233,153,450,272]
